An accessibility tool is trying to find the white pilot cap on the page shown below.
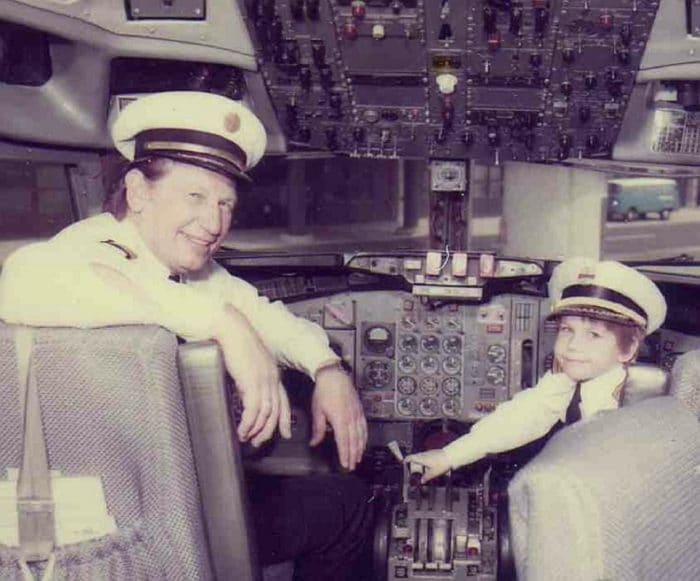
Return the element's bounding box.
[547,258,667,335]
[110,91,267,181]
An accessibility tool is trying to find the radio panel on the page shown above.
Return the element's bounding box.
[244,0,660,163]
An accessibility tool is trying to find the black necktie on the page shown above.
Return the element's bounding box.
[565,382,582,425]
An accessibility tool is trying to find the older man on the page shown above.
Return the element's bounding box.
[0,91,371,579]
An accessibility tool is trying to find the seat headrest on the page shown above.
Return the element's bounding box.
[670,351,700,418]
[624,365,670,406]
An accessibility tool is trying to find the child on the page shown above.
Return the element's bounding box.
[405,258,667,483]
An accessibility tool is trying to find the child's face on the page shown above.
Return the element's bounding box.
[554,316,635,381]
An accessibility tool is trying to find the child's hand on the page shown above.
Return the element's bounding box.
[404,449,452,484]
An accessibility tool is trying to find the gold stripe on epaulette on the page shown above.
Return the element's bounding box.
[100,239,137,260]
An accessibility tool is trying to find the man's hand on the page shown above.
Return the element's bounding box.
[215,305,292,445]
[404,450,451,484]
[310,364,367,471]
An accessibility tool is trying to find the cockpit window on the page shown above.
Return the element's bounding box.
[0,161,75,258]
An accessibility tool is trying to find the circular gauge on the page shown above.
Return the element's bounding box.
[445,316,462,332]
[442,398,461,417]
[363,360,391,388]
[420,355,440,375]
[420,334,440,352]
[364,325,393,354]
[397,355,417,374]
[424,316,440,331]
[419,377,439,395]
[399,334,418,353]
[397,376,417,395]
[486,365,506,386]
[400,315,417,331]
[442,377,461,396]
[397,397,417,416]
[442,355,462,375]
[419,397,439,417]
[487,344,507,365]
[442,335,462,354]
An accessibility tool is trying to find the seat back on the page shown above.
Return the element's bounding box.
[0,323,212,579]
[177,340,261,581]
[508,366,700,581]
[670,349,700,417]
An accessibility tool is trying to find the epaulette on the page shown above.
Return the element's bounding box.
[100,239,137,260]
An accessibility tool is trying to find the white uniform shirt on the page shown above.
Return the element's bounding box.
[442,365,626,469]
[0,213,339,379]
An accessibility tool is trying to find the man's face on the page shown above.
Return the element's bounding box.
[129,161,237,273]
[554,315,633,381]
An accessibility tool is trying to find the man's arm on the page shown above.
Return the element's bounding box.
[0,241,287,446]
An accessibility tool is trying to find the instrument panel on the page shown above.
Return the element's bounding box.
[289,290,543,422]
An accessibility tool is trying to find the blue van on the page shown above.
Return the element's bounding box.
[607,178,680,221]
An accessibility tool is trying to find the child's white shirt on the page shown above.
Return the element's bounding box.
[442,365,626,469]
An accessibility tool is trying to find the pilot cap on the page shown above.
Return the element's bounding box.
[110,91,267,182]
[547,258,667,335]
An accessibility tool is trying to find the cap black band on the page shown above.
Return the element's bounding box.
[134,128,248,174]
[562,284,648,321]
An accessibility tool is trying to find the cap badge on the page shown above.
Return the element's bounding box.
[576,266,596,283]
[224,112,241,134]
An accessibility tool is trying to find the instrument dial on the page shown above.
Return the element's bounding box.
[419,377,439,395]
[397,376,417,395]
[397,397,417,416]
[486,365,506,386]
[364,325,393,354]
[363,360,391,388]
[421,334,440,352]
[442,335,462,354]
[399,334,418,353]
[487,344,507,365]
[442,377,461,396]
[397,355,417,374]
[442,398,461,417]
[442,355,462,375]
[419,397,439,417]
[420,356,440,375]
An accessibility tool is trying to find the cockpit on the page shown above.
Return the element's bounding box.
[0,1,699,580]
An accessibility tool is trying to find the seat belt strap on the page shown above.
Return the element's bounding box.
[14,327,56,573]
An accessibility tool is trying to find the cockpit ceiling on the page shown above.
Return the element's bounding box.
[0,1,698,166]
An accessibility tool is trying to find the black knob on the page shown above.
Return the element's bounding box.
[586,134,600,151]
[483,6,497,34]
[584,72,597,90]
[487,126,500,147]
[306,0,320,20]
[530,52,542,68]
[299,65,312,89]
[523,133,535,150]
[325,127,338,149]
[352,126,366,143]
[319,65,333,89]
[329,93,342,119]
[619,23,632,46]
[311,40,325,67]
[438,23,453,41]
[298,126,311,142]
[534,8,548,34]
[617,49,630,65]
[561,81,573,97]
[559,133,572,149]
[510,6,523,34]
[578,105,591,123]
[562,47,575,64]
[462,132,474,147]
[435,127,448,145]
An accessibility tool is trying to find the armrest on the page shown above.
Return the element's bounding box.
[508,397,700,581]
[177,340,262,581]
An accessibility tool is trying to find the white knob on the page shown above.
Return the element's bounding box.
[372,23,386,40]
[436,73,458,95]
